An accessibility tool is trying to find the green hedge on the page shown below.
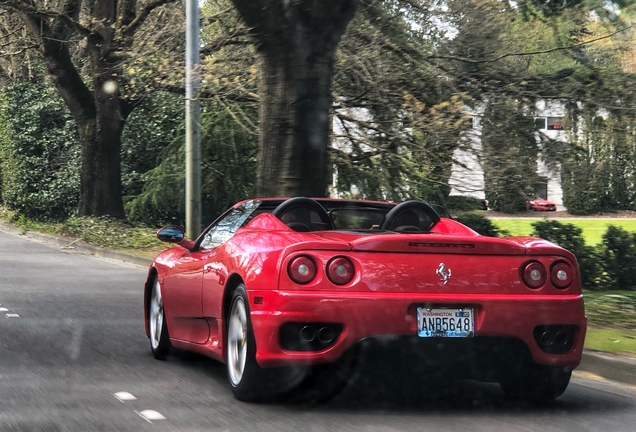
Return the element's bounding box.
[454,212,504,237]
[600,226,636,290]
[0,82,79,220]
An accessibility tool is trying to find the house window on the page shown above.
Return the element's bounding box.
[534,117,546,130]
[547,117,564,130]
[468,115,479,129]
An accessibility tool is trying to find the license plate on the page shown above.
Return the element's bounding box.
[417,307,474,337]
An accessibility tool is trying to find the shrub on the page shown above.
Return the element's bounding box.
[0,82,80,220]
[445,195,488,211]
[482,98,540,214]
[599,226,636,290]
[455,212,504,237]
[531,220,600,290]
[125,101,257,226]
[121,92,184,197]
[561,112,636,215]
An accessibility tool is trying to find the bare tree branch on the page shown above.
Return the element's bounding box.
[123,0,179,36]
[0,0,92,36]
[428,25,635,64]
[201,6,234,26]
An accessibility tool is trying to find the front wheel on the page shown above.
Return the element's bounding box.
[149,277,171,360]
[499,364,571,403]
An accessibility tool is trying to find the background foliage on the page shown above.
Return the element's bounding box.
[482,99,540,213]
[0,82,79,220]
[3,0,636,222]
[562,110,636,214]
[124,100,258,226]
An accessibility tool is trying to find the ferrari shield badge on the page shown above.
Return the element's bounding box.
[436,263,451,284]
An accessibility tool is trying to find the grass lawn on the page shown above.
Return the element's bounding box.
[583,290,636,354]
[490,218,636,246]
[585,327,636,354]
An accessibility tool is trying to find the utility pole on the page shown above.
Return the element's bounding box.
[185,0,201,238]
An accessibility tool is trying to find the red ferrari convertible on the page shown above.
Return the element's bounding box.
[144,197,586,403]
[527,198,557,211]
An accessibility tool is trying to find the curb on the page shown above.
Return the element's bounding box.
[579,350,636,386]
[0,221,153,268]
[2,221,635,388]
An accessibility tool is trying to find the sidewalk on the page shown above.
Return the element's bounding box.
[2,220,635,387]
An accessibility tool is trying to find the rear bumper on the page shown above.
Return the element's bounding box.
[248,290,586,369]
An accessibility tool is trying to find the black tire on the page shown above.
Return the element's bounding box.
[226,284,308,402]
[499,364,571,403]
[148,277,171,360]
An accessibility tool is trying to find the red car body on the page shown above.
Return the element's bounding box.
[527,198,557,211]
[144,198,586,402]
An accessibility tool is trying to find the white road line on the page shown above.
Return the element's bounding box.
[5,313,20,318]
[113,391,138,402]
[136,410,166,423]
[0,307,8,312]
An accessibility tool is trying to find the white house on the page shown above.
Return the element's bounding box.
[449,100,567,208]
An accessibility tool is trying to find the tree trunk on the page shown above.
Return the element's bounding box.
[16,6,126,218]
[5,0,174,218]
[257,48,333,196]
[232,0,358,197]
[75,39,126,218]
[76,77,126,217]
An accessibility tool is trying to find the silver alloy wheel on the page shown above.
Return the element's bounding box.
[228,296,248,387]
[149,279,164,350]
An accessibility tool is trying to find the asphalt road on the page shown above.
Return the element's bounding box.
[1,230,636,432]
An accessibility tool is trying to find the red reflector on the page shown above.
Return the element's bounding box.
[253,296,263,305]
[327,257,354,285]
[288,256,317,284]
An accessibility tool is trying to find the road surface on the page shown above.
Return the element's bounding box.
[1,229,635,431]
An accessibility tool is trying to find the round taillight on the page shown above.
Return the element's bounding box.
[326,257,355,285]
[551,262,573,289]
[288,256,317,284]
[522,261,547,289]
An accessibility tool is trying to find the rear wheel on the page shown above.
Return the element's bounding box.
[499,364,571,403]
[226,284,308,402]
[149,277,171,360]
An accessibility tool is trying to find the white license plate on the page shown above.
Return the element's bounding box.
[417,307,474,337]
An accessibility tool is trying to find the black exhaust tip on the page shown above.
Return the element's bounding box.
[279,322,343,352]
[533,325,576,354]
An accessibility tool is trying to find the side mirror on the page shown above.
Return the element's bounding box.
[156,225,185,243]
